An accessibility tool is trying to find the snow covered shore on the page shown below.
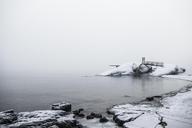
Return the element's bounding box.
[108,84,192,128]
[100,63,192,82]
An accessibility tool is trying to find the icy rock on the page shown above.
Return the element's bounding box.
[0,109,17,124]
[100,63,187,79]
[78,118,117,128]
[8,110,78,128]
[109,84,192,128]
[51,102,71,112]
[123,112,164,128]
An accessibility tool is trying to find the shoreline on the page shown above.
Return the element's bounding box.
[108,83,192,128]
[1,78,192,128]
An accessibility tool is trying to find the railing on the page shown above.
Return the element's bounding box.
[144,61,164,67]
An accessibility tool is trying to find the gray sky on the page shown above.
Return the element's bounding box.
[0,0,192,75]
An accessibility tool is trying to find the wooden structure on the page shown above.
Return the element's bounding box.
[142,57,164,67]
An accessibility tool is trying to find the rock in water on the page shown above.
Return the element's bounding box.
[99,117,108,123]
[51,102,72,112]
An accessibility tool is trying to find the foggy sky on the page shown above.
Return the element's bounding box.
[0,0,192,75]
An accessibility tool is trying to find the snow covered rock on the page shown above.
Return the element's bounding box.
[108,84,192,128]
[51,102,72,112]
[100,63,189,81]
[100,63,134,76]
[1,110,80,128]
[78,118,117,128]
[150,64,185,76]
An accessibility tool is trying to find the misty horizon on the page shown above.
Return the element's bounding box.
[1,0,192,75]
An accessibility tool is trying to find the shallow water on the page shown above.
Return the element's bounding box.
[0,74,190,113]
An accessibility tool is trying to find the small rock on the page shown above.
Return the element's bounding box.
[51,102,71,112]
[99,117,108,123]
[73,108,84,115]
[146,97,154,101]
[90,112,102,118]
[78,113,85,118]
[86,115,94,120]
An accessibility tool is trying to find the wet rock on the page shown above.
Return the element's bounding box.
[51,102,71,112]
[86,115,94,120]
[73,108,84,115]
[90,112,102,118]
[0,109,17,124]
[99,117,108,123]
[73,109,85,118]
[78,113,85,118]
[146,97,154,101]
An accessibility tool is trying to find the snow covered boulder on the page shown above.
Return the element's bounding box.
[100,63,134,76]
[100,63,186,77]
[51,102,72,112]
[8,110,79,128]
[150,64,185,76]
[0,109,17,124]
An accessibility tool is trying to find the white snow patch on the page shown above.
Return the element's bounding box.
[100,63,192,82]
[109,86,192,128]
[162,74,192,82]
[99,63,134,76]
[78,118,117,128]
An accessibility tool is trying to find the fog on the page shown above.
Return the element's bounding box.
[1,0,192,75]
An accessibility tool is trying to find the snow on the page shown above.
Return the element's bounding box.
[123,112,160,128]
[108,85,192,128]
[8,110,74,127]
[78,118,117,128]
[100,63,192,81]
[100,63,134,76]
[162,74,192,82]
[150,64,178,76]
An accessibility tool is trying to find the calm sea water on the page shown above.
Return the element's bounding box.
[0,74,190,113]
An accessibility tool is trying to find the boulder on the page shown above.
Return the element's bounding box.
[99,117,108,123]
[8,110,78,128]
[90,112,102,118]
[51,102,71,112]
[86,115,94,120]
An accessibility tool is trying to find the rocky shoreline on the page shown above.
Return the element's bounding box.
[108,84,192,128]
[1,84,192,128]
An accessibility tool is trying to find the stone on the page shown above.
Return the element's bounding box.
[86,115,94,120]
[0,109,17,124]
[90,112,102,118]
[51,102,71,112]
[99,117,108,123]
[7,110,78,128]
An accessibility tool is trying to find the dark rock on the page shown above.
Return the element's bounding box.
[99,117,108,123]
[0,109,17,124]
[113,115,126,126]
[51,102,71,112]
[86,115,94,120]
[73,110,80,115]
[146,97,154,101]
[73,108,84,115]
[78,108,84,112]
[90,112,102,118]
[78,113,85,118]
